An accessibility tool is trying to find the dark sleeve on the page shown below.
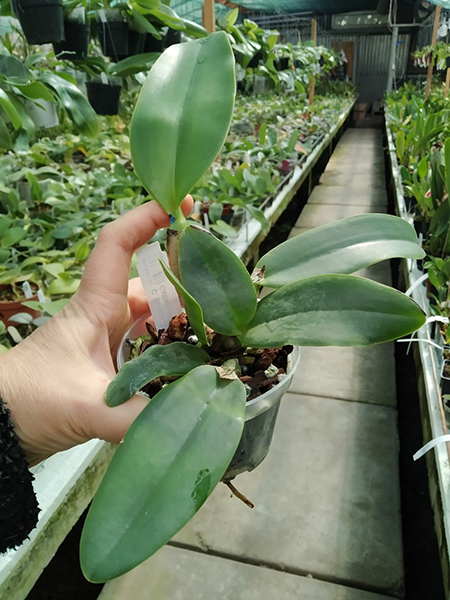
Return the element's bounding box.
[0,396,39,553]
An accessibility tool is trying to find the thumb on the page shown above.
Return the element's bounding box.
[76,197,193,305]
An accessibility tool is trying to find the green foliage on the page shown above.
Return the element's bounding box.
[239,275,425,348]
[257,214,425,288]
[81,366,246,583]
[105,342,210,406]
[179,225,257,335]
[130,33,235,216]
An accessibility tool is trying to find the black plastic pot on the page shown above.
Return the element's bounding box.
[144,33,165,53]
[248,51,262,69]
[97,21,128,59]
[53,21,89,60]
[165,28,181,48]
[446,57,450,70]
[127,29,146,56]
[275,57,289,71]
[404,195,416,213]
[86,81,122,116]
[441,360,450,396]
[14,0,64,44]
[413,217,429,238]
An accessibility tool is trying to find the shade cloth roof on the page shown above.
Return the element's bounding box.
[171,1,380,25]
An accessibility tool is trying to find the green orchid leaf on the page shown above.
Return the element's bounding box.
[81,365,246,582]
[159,261,209,346]
[239,275,426,348]
[0,55,31,83]
[129,9,162,37]
[0,89,21,129]
[0,248,10,261]
[181,18,208,38]
[179,225,257,335]
[13,81,54,102]
[210,219,238,239]
[8,96,35,139]
[1,227,26,248]
[46,276,80,295]
[106,341,210,406]
[130,32,235,215]
[42,263,65,278]
[247,204,269,232]
[444,137,450,196]
[0,116,11,150]
[0,217,11,237]
[110,53,160,78]
[257,214,425,289]
[38,72,99,137]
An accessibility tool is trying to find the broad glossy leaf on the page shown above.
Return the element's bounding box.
[257,214,425,289]
[160,261,209,346]
[1,227,26,248]
[179,225,257,335]
[13,81,54,102]
[106,341,210,406]
[0,89,21,129]
[81,365,246,582]
[46,276,80,295]
[130,32,235,215]
[0,117,11,150]
[182,18,208,38]
[0,55,31,83]
[109,53,160,78]
[8,96,35,139]
[39,72,99,137]
[239,275,426,348]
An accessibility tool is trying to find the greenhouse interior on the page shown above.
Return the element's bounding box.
[3,0,450,598]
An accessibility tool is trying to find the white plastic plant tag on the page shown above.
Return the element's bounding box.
[37,289,47,303]
[136,242,182,332]
[99,9,107,22]
[413,435,450,461]
[100,72,109,85]
[22,281,33,299]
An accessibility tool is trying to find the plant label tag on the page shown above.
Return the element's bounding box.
[22,281,33,299]
[99,9,107,22]
[100,72,109,85]
[136,242,182,332]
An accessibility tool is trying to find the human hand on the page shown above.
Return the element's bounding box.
[0,197,193,466]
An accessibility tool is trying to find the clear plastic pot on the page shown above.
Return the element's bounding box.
[117,314,300,480]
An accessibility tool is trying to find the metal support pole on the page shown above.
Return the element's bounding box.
[386,25,399,94]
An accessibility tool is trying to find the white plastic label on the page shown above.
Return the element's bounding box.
[413,435,450,461]
[22,281,33,299]
[99,9,107,22]
[100,72,109,85]
[136,242,182,332]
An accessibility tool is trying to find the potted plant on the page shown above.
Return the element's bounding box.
[86,75,122,115]
[78,32,426,583]
[96,7,129,59]
[53,5,90,60]
[11,0,65,45]
[0,274,40,326]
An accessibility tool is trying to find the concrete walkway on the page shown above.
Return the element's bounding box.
[99,129,404,600]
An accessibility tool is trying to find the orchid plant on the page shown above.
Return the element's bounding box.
[80,32,426,582]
